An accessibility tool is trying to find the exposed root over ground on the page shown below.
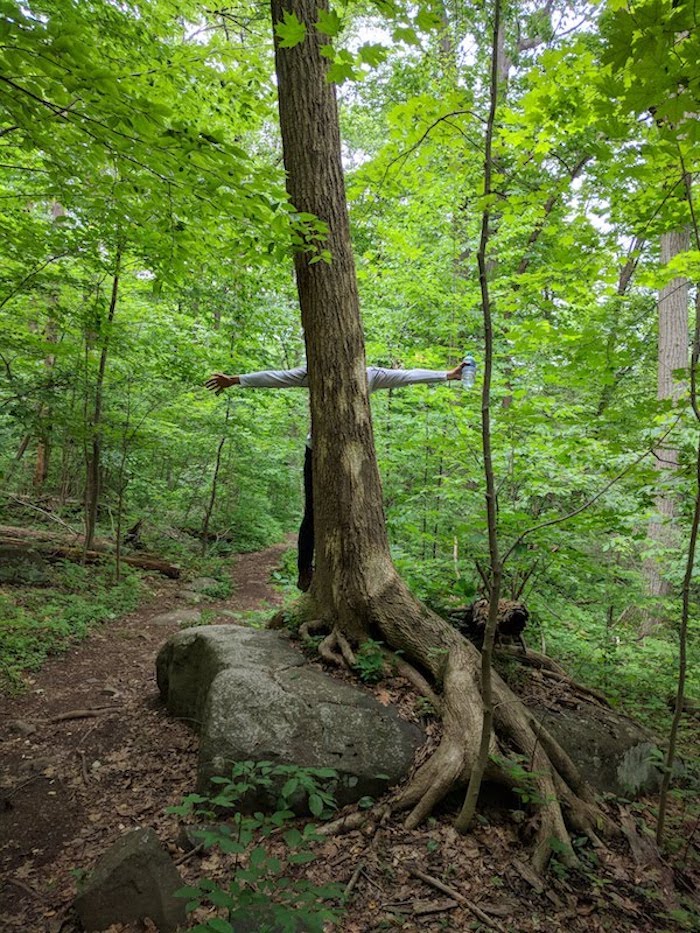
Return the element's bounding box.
[280,579,617,873]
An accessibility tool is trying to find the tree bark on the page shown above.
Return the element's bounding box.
[643,227,689,626]
[270,0,613,870]
[84,248,122,552]
[271,0,403,642]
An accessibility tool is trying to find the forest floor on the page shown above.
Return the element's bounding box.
[0,541,698,933]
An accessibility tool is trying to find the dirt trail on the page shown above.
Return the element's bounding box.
[0,540,291,932]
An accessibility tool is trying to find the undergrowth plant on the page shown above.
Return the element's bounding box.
[169,761,344,932]
[0,561,142,691]
[352,638,385,683]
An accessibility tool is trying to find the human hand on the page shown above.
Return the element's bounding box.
[446,361,467,381]
[205,373,239,394]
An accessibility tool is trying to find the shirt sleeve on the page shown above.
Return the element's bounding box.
[367,367,449,391]
[239,366,309,388]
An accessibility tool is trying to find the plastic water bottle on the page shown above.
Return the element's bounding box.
[461,354,476,389]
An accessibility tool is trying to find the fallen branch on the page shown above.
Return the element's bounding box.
[495,645,567,676]
[50,706,120,723]
[0,537,181,578]
[414,899,459,916]
[407,864,506,932]
[174,843,205,866]
[537,667,610,707]
[343,859,365,899]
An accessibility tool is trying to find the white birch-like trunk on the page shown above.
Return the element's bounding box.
[643,228,690,615]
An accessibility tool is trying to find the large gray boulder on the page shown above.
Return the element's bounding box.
[530,699,679,797]
[157,626,424,804]
[74,828,186,932]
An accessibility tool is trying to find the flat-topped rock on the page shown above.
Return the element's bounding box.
[157,626,424,805]
[149,608,201,626]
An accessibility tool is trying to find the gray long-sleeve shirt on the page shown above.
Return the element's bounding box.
[239,365,449,447]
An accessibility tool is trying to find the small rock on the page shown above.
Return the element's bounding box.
[187,577,219,593]
[100,686,121,698]
[8,719,37,737]
[179,591,202,605]
[150,609,201,626]
[74,827,186,933]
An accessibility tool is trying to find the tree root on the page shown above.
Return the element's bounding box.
[318,626,357,668]
[496,645,610,707]
[394,651,486,829]
[382,648,442,714]
[298,617,328,641]
[285,578,617,872]
[496,645,568,677]
[382,620,614,873]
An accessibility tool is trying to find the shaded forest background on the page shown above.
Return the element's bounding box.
[1,0,698,751]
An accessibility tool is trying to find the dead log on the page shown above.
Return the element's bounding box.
[0,538,180,578]
[0,523,104,547]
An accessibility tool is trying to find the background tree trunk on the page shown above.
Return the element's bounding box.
[84,248,121,552]
[643,227,689,628]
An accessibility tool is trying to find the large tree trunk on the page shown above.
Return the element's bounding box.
[271,0,403,642]
[270,0,615,870]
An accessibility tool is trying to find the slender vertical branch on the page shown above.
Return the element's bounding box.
[657,161,699,845]
[202,398,232,552]
[84,246,122,553]
[456,0,502,833]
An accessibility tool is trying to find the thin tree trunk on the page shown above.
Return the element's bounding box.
[658,167,700,842]
[33,312,58,492]
[201,401,231,553]
[84,247,122,553]
[456,0,503,834]
[114,389,132,581]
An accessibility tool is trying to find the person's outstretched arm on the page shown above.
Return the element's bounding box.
[205,366,309,395]
[367,362,466,391]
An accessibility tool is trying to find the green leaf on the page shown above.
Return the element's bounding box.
[316,9,341,38]
[358,44,388,68]
[326,60,358,84]
[288,850,316,864]
[249,846,268,868]
[283,828,303,847]
[281,777,299,797]
[392,26,420,46]
[274,11,307,49]
[308,793,324,816]
[204,919,233,933]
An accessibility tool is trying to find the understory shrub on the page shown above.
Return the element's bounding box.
[169,761,344,932]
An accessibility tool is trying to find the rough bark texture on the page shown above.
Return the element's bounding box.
[270,0,614,870]
[271,0,401,642]
[643,228,690,622]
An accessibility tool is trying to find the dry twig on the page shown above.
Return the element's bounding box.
[407,864,506,932]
